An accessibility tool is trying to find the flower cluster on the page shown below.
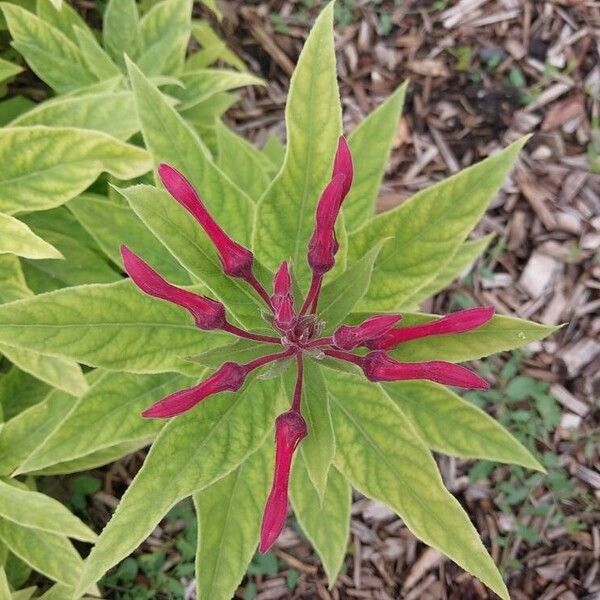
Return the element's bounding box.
[121,138,494,553]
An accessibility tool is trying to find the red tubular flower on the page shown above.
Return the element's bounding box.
[142,362,247,418]
[367,306,495,350]
[259,410,307,553]
[363,350,489,390]
[332,136,353,198]
[271,262,296,330]
[333,314,402,350]
[121,245,226,330]
[158,164,254,280]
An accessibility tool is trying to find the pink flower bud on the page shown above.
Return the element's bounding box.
[333,314,402,350]
[121,245,226,330]
[363,351,489,390]
[158,164,254,279]
[142,362,247,418]
[259,410,307,553]
[307,174,346,275]
[332,136,353,199]
[271,262,296,330]
[367,306,495,350]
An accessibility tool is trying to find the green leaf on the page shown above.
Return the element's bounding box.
[0,126,151,215]
[318,240,386,331]
[11,91,137,140]
[189,339,271,369]
[0,280,225,372]
[343,82,407,232]
[350,137,529,311]
[0,519,83,586]
[120,184,268,329]
[126,58,255,244]
[261,134,285,170]
[36,0,87,38]
[1,3,96,92]
[253,2,342,289]
[72,26,121,82]
[0,57,22,85]
[189,21,245,71]
[387,313,558,363]
[0,344,88,397]
[16,370,193,474]
[74,376,284,597]
[139,0,192,76]
[0,366,50,420]
[382,381,544,470]
[0,96,35,128]
[179,92,238,126]
[0,255,31,303]
[327,370,509,600]
[215,120,273,202]
[0,479,96,542]
[401,235,493,309]
[199,0,222,21]
[169,70,264,111]
[288,360,334,502]
[290,460,349,585]
[68,193,190,283]
[0,386,77,475]
[0,213,62,259]
[193,440,272,600]
[103,0,141,67]
[0,567,9,598]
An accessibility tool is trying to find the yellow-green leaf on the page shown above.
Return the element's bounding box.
[253,2,342,289]
[102,0,141,67]
[328,370,509,600]
[382,381,544,470]
[350,137,529,310]
[0,213,62,259]
[0,126,151,215]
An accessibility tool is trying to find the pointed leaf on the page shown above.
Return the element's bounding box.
[290,460,350,585]
[68,193,190,283]
[343,83,407,232]
[318,240,385,330]
[72,25,122,81]
[0,255,31,303]
[382,381,543,470]
[189,339,272,369]
[126,58,255,244]
[74,376,284,597]
[103,0,141,67]
[350,138,529,310]
[388,313,558,363]
[0,479,96,542]
[189,21,245,71]
[1,3,96,92]
[0,344,88,397]
[0,213,62,259]
[0,519,83,586]
[17,371,193,474]
[0,57,22,85]
[328,370,509,600]
[36,0,88,39]
[0,366,50,420]
[0,126,151,215]
[11,91,137,140]
[401,235,493,309]
[0,280,225,373]
[254,2,342,288]
[193,440,272,600]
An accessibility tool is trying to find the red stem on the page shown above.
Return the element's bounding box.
[302,336,333,349]
[246,274,274,310]
[309,277,322,314]
[244,348,295,372]
[292,353,304,412]
[222,323,281,345]
[299,274,322,316]
[324,348,364,366]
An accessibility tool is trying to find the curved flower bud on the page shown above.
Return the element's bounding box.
[142,362,247,418]
[333,314,402,350]
[121,245,226,330]
[366,306,495,350]
[332,136,353,199]
[259,410,307,553]
[307,174,346,275]
[271,262,296,330]
[363,350,489,389]
[158,164,254,279]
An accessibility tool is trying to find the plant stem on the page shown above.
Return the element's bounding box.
[245,348,295,372]
[222,323,281,344]
[247,273,274,310]
[299,274,322,316]
[324,348,364,366]
[292,353,304,412]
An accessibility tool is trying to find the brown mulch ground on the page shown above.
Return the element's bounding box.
[81,1,600,598]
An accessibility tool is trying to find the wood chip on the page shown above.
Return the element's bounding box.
[402,548,444,591]
[519,251,560,298]
[557,338,600,378]
[550,384,590,417]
